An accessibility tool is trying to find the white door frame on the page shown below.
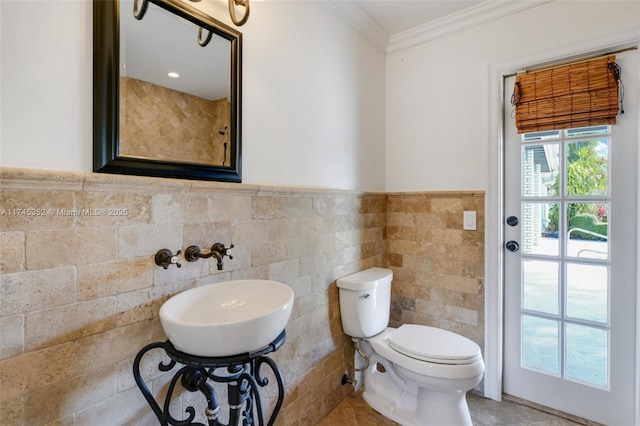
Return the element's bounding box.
[484,29,640,424]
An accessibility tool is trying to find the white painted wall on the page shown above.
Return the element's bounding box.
[385,0,640,191]
[0,0,386,191]
[0,0,93,172]
[241,2,385,190]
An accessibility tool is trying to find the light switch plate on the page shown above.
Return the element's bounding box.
[463,211,476,230]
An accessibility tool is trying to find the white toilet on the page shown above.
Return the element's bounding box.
[337,267,484,426]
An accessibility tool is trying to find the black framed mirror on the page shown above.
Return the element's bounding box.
[93,0,242,182]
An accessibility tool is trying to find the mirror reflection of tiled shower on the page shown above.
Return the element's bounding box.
[119,76,231,166]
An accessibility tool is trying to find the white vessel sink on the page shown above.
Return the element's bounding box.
[159,279,294,357]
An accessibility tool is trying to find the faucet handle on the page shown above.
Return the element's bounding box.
[211,243,234,260]
[155,249,182,269]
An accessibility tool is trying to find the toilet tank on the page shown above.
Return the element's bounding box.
[336,267,392,338]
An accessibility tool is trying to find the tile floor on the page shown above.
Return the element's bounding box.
[318,391,594,425]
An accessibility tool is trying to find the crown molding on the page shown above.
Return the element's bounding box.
[328,1,390,53]
[387,0,552,54]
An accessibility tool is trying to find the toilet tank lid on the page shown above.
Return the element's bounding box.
[337,267,393,291]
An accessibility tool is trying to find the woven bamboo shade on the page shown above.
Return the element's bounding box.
[512,55,619,133]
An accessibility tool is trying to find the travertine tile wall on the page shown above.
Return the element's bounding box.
[0,168,485,425]
[387,192,485,350]
[120,77,231,165]
[0,168,386,425]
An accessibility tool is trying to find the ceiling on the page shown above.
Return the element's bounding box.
[352,0,487,36]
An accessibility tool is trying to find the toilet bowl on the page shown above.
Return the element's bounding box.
[362,326,484,425]
[337,268,484,426]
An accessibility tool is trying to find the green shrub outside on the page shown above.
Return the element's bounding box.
[570,214,608,240]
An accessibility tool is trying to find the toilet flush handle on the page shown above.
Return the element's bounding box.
[359,294,370,299]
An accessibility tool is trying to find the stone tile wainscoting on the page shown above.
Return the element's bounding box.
[387,192,485,350]
[0,167,484,425]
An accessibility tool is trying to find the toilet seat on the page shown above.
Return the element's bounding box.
[388,324,481,365]
[368,327,484,381]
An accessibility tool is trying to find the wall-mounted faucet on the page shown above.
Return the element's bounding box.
[184,243,234,270]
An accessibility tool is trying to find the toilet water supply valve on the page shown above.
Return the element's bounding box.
[341,373,357,386]
[342,338,371,387]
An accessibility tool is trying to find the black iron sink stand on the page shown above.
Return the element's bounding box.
[133,331,286,426]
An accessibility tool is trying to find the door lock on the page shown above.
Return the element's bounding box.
[505,241,520,253]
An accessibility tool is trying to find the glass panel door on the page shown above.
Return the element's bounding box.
[503,52,637,425]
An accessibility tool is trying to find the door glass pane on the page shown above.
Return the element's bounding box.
[522,143,559,197]
[566,263,608,323]
[524,130,561,141]
[566,126,610,138]
[522,315,559,375]
[523,260,559,315]
[567,203,608,259]
[565,138,608,197]
[566,323,608,388]
[523,202,559,256]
